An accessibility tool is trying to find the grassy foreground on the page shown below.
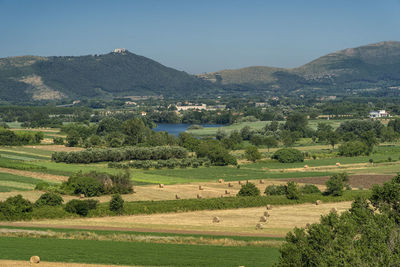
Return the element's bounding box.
[0,236,280,266]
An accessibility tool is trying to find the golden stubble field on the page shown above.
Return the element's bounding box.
[0,179,326,203]
[19,201,351,237]
[0,260,146,267]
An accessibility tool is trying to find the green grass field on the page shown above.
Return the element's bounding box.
[0,236,280,266]
[0,173,53,192]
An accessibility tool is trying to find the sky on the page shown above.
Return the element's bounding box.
[1,0,399,73]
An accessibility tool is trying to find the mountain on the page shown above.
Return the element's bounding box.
[0,49,217,102]
[199,41,400,95]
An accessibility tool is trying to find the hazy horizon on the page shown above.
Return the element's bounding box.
[1,0,399,73]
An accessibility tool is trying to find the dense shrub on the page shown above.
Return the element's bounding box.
[108,158,207,170]
[265,185,287,195]
[34,182,50,190]
[0,128,44,146]
[35,192,63,207]
[300,184,321,194]
[237,183,261,197]
[52,146,188,164]
[61,171,133,196]
[338,141,369,156]
[53,137,64,145]
[0,195,33,220]
[272,148,304,163]
[65,199,98,216]
[196,140,237,166]
[109,194,124,214]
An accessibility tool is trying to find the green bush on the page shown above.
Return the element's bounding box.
[272,148,304,163]
[65,199,98,216]
[300,184,321,194]
[0,195,33,220]
[35,192,63,207]
[109,194,124,214]
[34,182,50,190]
[264,185,286,195]
[244,146,262,162]
[237,182,261,197]
[53,137,64,145]
[62,175,104,197]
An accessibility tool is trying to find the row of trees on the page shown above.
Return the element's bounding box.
[0,128,43,146]
[51,146,188,164]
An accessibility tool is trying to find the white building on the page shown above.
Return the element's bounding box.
[176,104,207,111]
[369,110,390,118]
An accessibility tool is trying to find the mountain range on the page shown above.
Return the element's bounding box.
[0,41,399,102]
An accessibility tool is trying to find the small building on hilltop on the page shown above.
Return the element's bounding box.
[369,110,390,119]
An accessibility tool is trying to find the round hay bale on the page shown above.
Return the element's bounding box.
[260,216,267,222]
[175,194,180,200]
[213,216,220,223]
[79,194,85,199]
[266,204,272,210]
[331,208,338,213]
[197,194,202,199]
[336,162,341,167]
[315,200,321,205]
[264,211,270,217]
[218,179,224,183]
[30,256,40,264]
[159,184,164,188]
[198,185,204,190]
[228,182,233,187]
[304,164,309,169]
[255,223,264,230]
[259,179,264,184]
[225,190,230,195]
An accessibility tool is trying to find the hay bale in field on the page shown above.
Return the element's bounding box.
[30,256,40,264]
[198,185,204,190]
[336,162,341,167]
[315,200,321,205]
[197,194,202,199]
[213,216,220,223]
[228,182,233,187]
[266,204,272,210]
[159,184,164,188]
[225,190,230,195]
[218,179,224,183]
[331,208,338,213]
[79,194,85,199]
[255,223,264,230]
[260,216,268,222]
[175,194,180,200]
[264,211,270,217]
[259,179,264,184]
[304,164,309,169]
[132,187,136,193]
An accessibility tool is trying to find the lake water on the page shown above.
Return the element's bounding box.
[154,123,222,136]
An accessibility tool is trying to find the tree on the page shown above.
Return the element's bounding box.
[196,140,237,166]
[338,141,369,157]
[264,136,278,152]
[237,182,260,197]
[215,129,227,140]
[380,126,398,142]
[360,130,378,153]
[66,130,80,147]
[244,146,262,162]
[284,113,308,136]
[325,173,349,196]
[109,194,124,214]
[327,131,340,149]
[285,181,300,200]
[240,126,253,140]
[280,130,300,147]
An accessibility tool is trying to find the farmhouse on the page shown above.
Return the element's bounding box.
[369,110,390,118]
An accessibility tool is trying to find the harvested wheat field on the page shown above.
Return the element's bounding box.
[0,260,145,267]
[24,145,83,152]
[22,201,351,237]
[0,167,68,182]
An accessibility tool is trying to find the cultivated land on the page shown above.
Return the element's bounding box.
[0,123,399,266]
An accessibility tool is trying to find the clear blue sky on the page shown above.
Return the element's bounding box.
[1,0,399,73]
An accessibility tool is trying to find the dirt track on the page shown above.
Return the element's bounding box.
[283,174,394,189]
[0,167,67,182]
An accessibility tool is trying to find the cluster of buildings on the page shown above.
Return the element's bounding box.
[369,110,390,119]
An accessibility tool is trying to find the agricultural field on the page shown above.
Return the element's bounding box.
[0,123,399,266]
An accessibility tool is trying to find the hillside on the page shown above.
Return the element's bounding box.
[199,41,400,95]
[0,49,217,101]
